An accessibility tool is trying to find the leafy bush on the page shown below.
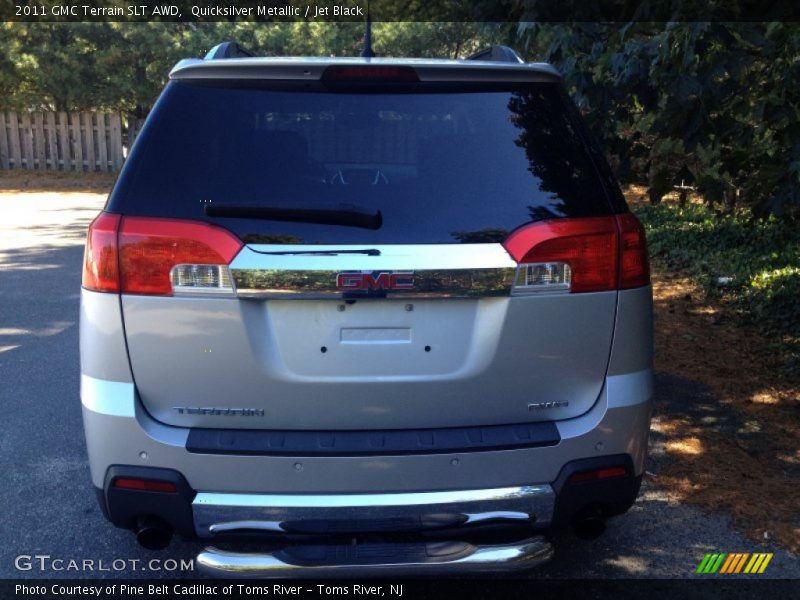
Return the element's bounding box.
[632,202,800,367]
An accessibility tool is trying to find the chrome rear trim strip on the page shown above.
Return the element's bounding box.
[193,485,555,537]
[196,536,554,578]
[229,244,517,299]
[232,268,516,298]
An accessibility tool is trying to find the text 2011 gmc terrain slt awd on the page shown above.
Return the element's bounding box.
[80,43,653,576]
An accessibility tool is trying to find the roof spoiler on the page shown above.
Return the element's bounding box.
[205,42,256,60]
[466,46,524,64]
[203,41,525,64]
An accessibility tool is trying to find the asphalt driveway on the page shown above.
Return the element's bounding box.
[0,189,797,580]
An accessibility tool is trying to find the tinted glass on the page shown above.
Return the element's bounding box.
[109,81,615,244]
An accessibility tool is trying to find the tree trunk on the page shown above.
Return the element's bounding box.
[724,188,738,214]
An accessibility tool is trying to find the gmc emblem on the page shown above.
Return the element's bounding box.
[336,272,415,291]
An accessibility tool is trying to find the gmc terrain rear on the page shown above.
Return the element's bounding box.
[80,43,653,576]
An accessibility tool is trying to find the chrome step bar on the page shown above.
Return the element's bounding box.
[196,536,554,578]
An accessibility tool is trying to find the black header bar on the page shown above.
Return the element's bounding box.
[3,0,800,22]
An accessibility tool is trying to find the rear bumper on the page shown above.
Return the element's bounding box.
[98,456,641,541]
[82,369,651,494]
[84,369,651,539]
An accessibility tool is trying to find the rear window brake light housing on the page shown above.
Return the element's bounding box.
[321,65,420,84]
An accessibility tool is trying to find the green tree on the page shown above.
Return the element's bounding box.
[0,22,506,114]
[515,21,800,218]
[1,23,113,110]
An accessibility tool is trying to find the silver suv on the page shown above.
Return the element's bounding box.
[80,43,653,576]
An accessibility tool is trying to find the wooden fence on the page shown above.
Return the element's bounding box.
[0,111,140,172]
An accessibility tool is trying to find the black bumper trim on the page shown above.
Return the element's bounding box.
[96,455,643,542]
[101,466,197,539]
[550,454,642,528]
[185,421,560,457]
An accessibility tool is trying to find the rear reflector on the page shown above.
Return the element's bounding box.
[118,217,242,296]
[503,214,649,293]
[82,212,121,292]
[568,466,629,484]
[322,65,420,83]
[113,478,178,493]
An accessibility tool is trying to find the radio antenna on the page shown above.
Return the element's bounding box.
[361,1,375,58]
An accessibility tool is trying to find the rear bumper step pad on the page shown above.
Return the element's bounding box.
[186,421,560,457]
[196,537,554,577]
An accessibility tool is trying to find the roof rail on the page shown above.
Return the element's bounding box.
[466,45,524,64]
[205,42,256,60]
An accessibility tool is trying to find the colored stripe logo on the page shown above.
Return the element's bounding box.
[696,553,773,574]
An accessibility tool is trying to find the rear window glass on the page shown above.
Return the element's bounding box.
[109,81,615,244]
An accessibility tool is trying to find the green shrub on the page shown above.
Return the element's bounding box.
[632,202,800,370]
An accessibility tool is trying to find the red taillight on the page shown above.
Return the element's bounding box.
[568,466,629,484]
[82,212,121,292]
[83,214,243,296]
[503,214,650,293]
[118,217,243,295]
[113,477,178,493]
[504,217,619,293]
[616,213,650,289]
[321,65,419,83]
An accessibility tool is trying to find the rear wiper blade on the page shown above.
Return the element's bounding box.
[205,204,382,230]
[254,249,381,256]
